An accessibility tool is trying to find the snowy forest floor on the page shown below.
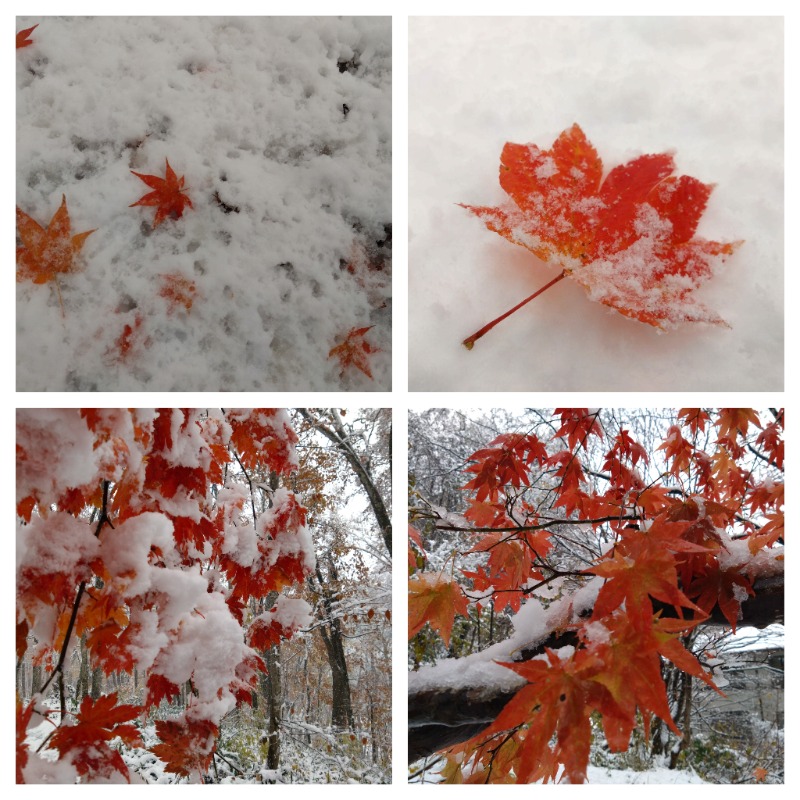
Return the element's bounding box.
[16,17,391,391]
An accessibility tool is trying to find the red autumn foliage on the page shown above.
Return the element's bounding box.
[408,408,783,783]
[16,408,314,783]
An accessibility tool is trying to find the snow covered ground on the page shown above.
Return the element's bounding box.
[409,16,783,391]
[17,16,391,391]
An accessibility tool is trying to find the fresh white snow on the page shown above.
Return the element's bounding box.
[17,16,391,390]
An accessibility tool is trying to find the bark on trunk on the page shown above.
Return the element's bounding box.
[90,665,103,699]
[76,634,89,702]
[315,564,354,731]
[264,644,282,771]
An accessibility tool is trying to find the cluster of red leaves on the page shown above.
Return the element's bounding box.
[228,408,298,475]
[409,408,783,783]
[247,606,304,652]
[17,408,312,783]
[461,124,742,347]
[17,161,194,325]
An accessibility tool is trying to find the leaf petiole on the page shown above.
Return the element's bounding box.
[462,269,567,350]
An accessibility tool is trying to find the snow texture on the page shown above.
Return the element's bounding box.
[17,16,391,390]
[408,576,602,698]
[17,409,98,505]
[409,16,783,390]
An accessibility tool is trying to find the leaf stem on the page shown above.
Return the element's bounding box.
[462,270,567,350]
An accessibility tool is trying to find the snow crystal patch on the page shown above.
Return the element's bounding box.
[535,157,558,180]
[17,409,97,505]
[100,512,176,597]
[18,512,99,581]
[633,203,672,238]
[256,595,313,631]
[584,620,611,645]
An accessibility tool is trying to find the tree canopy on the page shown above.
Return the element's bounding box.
[408,408,783,783]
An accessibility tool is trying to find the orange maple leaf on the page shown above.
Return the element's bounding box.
[17,24,38,49]
[130,159,193,228]
[752,767,768,782]
[408,573,469,646]
[328,325,378,379]
[16,195,95,305]
[461,124,742,347]
[152,718,218,777]
[159,272,198,313]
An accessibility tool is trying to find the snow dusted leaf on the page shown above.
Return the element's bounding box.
[16,195,95,293]
[159,272,198,313]
[328,325,379,379]
[247,597,312,650]
[130,159,193,228]
[461,124,742,344]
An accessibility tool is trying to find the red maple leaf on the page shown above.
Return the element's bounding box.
[461,124,742,347]
[130,159,193,228]
[145,673,182,709]
[110,312,146,362]
[17,24,38,49]
[328,325,379,379]
[16,699,35,783]
[49,693,141,782]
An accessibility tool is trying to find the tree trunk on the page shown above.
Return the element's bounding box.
[90,665,103,699]
[319,622,354,730]
[76,634,89,702]
[31,664,43,697]
[17,657,27,699]
[314,564,354,731]
[263,644,282,771]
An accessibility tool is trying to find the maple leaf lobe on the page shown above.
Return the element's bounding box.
[17,24,38,49]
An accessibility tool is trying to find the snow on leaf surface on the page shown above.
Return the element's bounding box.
[16,195,95,286]
[328,325,379,379]
[462,124,742,330]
